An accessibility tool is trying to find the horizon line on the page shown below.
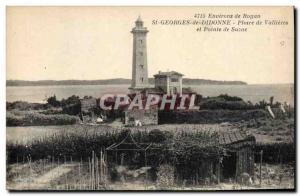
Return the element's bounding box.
[5,78,295,86]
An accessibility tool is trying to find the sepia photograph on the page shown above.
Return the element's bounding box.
[6,6,295,191]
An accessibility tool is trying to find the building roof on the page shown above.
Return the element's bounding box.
[154,71,184,77]
[218,130,254,145]
[165,124,255,148]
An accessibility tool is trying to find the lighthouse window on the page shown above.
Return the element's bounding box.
[141,77,144,82]
[139,52,143,56]
[140,64,144,69]
[140,40,143,44]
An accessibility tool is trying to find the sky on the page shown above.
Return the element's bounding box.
[6,6,294,84]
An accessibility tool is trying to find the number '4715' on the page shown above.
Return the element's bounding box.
[194,13,205,18]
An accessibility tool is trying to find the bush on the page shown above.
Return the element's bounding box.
[6,101,48,111]
[218,94,243,101]
[158,109,269,124]
[255,142,295,163]
[6,112,79,126]
[61,95,81,115]
[200,100,253,110]
[199,94,257,110]
[47,95,60,107]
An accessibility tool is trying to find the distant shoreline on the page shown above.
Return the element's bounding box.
[7,78,247,86]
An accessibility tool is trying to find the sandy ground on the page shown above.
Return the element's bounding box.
[7,164,74,190]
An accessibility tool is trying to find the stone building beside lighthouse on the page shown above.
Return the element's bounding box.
[154,71,184,96]
[129,16,149,93]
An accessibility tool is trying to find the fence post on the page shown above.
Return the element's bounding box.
[92,151,95,190]
[259,150,263,187]
[217,156,221,184]
[28,156,31,190]
[78,158,81,189]
[100,150,103,183]
[88,157,91,189]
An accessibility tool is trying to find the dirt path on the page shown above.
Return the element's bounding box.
[11,164,75,190]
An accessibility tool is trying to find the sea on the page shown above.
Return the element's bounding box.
[6,84,294,106]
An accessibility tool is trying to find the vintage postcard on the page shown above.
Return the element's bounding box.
[6,6,295,191]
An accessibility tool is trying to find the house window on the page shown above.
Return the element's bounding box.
[171,78,179,82]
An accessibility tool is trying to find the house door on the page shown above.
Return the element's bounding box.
[221,152,237,182]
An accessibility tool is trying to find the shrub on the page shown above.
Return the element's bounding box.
[6,101,48,111]
[6,112,79,126]
[255,142,295,163]
[199,94,255,110]
[47,95,60,107]
[218,94,243,101]
[200,100,252,110]
[158,109,269,124]
[61,95,81,115]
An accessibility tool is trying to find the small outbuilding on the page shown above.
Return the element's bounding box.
[80,97,97,114]
[175,131,255,184]
[80,97,96,123]
[123,106,158,126]
[218,130,255,182]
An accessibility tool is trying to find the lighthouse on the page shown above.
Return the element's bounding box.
[129,16,149,93]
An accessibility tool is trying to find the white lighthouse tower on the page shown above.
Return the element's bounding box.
[129,16,149,93]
